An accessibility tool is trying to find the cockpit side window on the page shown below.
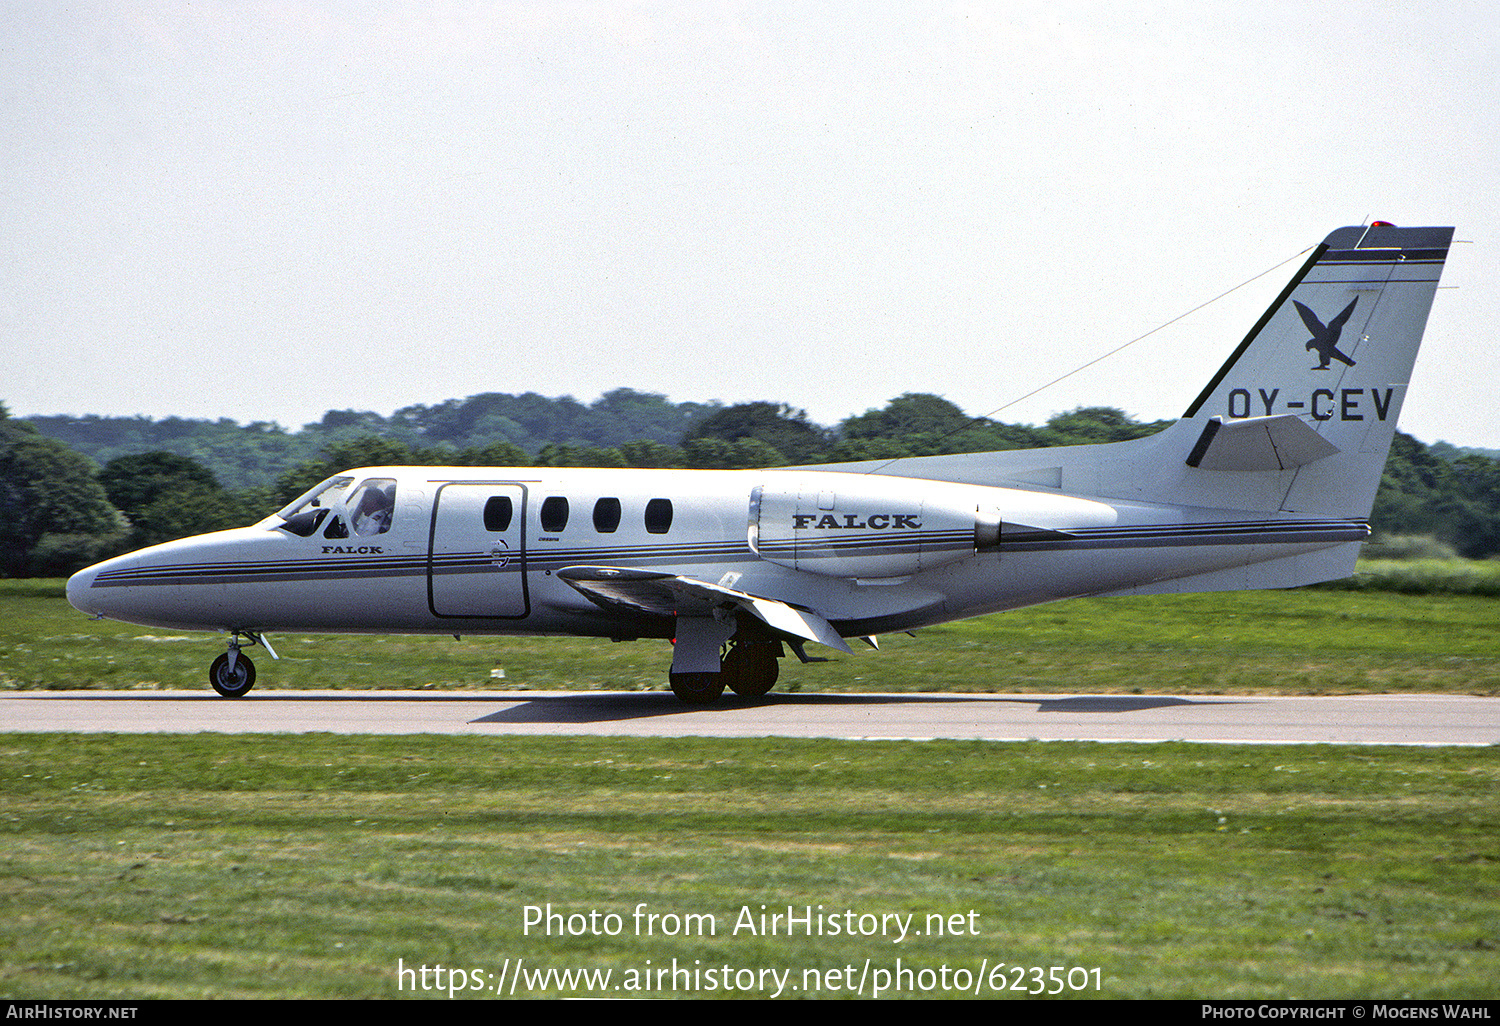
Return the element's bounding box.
[276,476,354,537]
[348,479,397,537]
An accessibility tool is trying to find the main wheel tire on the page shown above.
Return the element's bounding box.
[669,672,725,704]
[724,644,778,698]
[210,652,256,698]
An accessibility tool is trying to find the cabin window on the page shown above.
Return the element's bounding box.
[540,496,569,533]
[593,497,622,533]
[644,498,673,534]
[484,496,513,532]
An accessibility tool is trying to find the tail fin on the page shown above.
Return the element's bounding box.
[1171,223,1453,517]
[811,223,1453,524]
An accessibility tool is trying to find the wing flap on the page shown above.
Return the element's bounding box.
[556,566,854,654]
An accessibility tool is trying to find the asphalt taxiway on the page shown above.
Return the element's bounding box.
[1,690,1497,745]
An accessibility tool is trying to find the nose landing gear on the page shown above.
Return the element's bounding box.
[210,650,255,698]
[209,631,277,698]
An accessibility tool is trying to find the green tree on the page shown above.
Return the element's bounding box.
[99,452,220,522]
[682,437,737,469]
[98,451,261,549]
[275,436,416,505]
[0,407,124,576]
[315,409,387,432]
[1044,407,1170,445]
[618,440,685,468]
[841,393,971,440]
[589,388,702,446]
[535,443,627,468]
[687,402,831,463]
[129,484,252,548]
[826,436,915,462]
[454,440,531,467]
[727,438,787,468]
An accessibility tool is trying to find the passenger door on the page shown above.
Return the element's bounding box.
[429,483,529,619]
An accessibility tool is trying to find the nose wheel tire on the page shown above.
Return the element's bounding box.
[210,652,257,698]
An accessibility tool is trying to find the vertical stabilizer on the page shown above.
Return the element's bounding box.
[799,224,1453,525]
[1174,223,1452,517]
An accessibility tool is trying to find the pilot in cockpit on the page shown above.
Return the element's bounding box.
[351,481,395,537]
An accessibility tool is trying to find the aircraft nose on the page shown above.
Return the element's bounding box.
[66,563,104,617]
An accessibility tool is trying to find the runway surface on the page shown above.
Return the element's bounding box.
[2,690,1498,745]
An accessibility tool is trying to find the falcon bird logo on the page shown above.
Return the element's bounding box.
[1294,297,1359,370]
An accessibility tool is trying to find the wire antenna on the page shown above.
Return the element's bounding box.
[860,244,1315,476]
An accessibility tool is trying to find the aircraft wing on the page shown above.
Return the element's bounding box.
[555,565,855,654]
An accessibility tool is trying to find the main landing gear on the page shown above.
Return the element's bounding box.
[668,670,724,704]
[721,639,780,698]
[209,631,276,698]
[669,636,783,704]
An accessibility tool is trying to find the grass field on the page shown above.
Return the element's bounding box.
[1,733,1497,999]
[2,578,1497,1000]
[3,577,1499,695]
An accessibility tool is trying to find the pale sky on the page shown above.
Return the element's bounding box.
[5,1,1498,447]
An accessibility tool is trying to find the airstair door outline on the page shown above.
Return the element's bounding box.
[429,483,529,619]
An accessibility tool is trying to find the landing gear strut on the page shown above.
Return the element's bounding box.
[209,631,276,698]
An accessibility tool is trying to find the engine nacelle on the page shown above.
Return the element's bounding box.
[749,472,1004,579]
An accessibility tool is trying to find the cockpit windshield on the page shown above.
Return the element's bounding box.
[272,475,398,538]
[274,476,354,537]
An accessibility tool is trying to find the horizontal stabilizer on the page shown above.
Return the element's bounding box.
[1185,415,1340,472]
[556,566,854,654]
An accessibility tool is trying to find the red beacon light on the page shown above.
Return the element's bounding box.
[1370,220,1396,227]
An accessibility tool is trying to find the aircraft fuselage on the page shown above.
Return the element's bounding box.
[67,464,1364,641]
[63,222,1453,701]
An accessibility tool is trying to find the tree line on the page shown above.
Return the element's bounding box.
[4,392,1499,577]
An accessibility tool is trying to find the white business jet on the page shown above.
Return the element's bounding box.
[67,223,1454,702]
